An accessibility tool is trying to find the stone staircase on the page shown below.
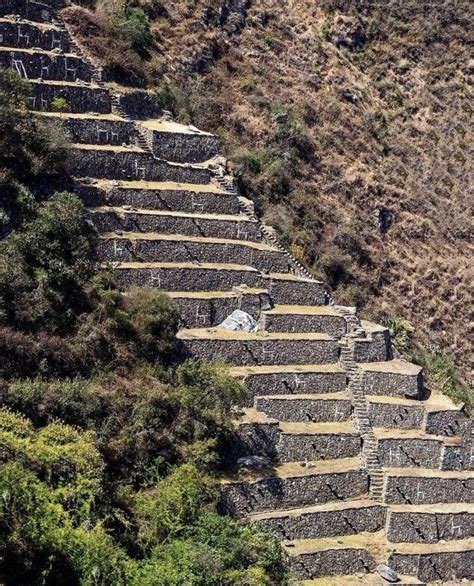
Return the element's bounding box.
[1,3,472,583]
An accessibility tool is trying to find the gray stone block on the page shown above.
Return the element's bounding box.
[263,312,347,337]
[147,127,220,164]
[389,549,474,582]
[68,147,212,184]
[0,48,91,82]
[278,431,361,462]
[385,474,474,504]
[378,437,443,468]
[290,547,376,580]
[255,396,351,422]
[354,330,392,363]
[388,510,474,543]
[0,20,70,52]
[361,367,423,398]
[180,337,340,367]
[74,183,239,215]
[267,276,326,306]
[257,503,386,541]
[97,238,289,273]
[425,409,471,437]
[219,468,368,517]
[57,116,136,146]
[30,81,112,114]
[113,265,264,293]
[368,400,425,429]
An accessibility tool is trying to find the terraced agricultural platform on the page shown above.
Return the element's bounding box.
[1,2,472,582]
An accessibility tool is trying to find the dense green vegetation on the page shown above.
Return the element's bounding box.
[0,71,289,584]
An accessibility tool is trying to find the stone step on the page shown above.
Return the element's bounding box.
[219,457,367,517]
[249,499,385,541]
[353,321,392,363]
[29,79,112,114]
[267,272,326,306]
[90,208,262,242]
[0,46,91,81]
[262,305,347,337]
[229,364,347,406]
[177,329,340,366]
[36,111,137,146]
[169,289,271,329]
[359,359,423,399]
[0,0,64,23]
[234,416,360,462]
[388,538,474,583]
[387,503,474,544]
[73,178,239,215]
[254,392,352,422]
[0,16,71,52]
[140,118,220,164]
[111,261,264,292]
[374,428,458,469]
[384,468,474,505]
[97,232,290,273]
[68,144,213,184]
[286,532,382,581]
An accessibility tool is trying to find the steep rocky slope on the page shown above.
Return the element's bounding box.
[68,0,473,381]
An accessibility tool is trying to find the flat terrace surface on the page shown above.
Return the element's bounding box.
[177,328,333,341]
[0,46,77,57]
[385,467,474,479]
[100,231,276,251]
[73,142,144,153]
[220,456,363,483]
[391,536,474,554]
[0,16,61,30]
[286,530,387,560]
[389,502,474,514]
[29,78,103,89]
[141,119,214,136]
[373,427,462,445]
[237,406,354,429]
[268,271,322,283]
[367,392,462,412]
[108,261,260,272]
[83,178,230,194]
[301,574,424,585]
[264,305,343,316]
[249,498,379,521]
[229,364,345,376]
[167,288,268,299]
[36,111,126,121]
[91,206,251,222]
[359,358,422,375]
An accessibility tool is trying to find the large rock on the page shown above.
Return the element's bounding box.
[217,310,259,333]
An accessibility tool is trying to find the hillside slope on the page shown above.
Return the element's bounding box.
[68,0,472,380]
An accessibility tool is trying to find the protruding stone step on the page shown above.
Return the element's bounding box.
[374,428,454,469]
[90,207,262,242]
[140,119,220,164]
[262,305,347,337]
[286,532,381,581]
[387,503,474,543]
[177,329,340,366]
[359,359,423,398]
[169,289,271,329]
[74,179,239,215]
[249,500,386,541]
[97,232,290,273]
[254,392,352,422]
[0,17,70,52]
[112,261,264,292]
[68,144,212,184]
[388,538,474,582]
[267,272,326,306]
[384,468,474,505]
[229,364,347,406]
[219,457,368,517]
[29,79,112,114]
[36,111,136,146]
[353,321,392,363]
[0,46,91,81]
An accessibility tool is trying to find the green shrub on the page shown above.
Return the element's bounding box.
[415,348,473,415]
[119,7,154,54]
[51,97,71,112]
[382,316,415,354]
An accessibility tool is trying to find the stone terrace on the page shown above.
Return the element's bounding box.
[1,2,472,583]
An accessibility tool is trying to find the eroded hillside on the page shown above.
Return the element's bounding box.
[66,0,472,379]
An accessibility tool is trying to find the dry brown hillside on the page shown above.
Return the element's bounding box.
[66,0,473,381]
